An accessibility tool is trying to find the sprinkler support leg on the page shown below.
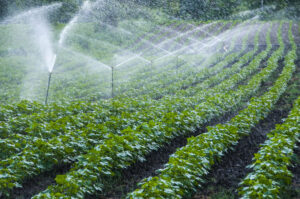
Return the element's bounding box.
[45,72,52,105]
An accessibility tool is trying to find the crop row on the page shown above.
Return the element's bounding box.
[127,22,294,199]
[239,97,299,198]
[0,22,269,197]
[0,22,264,164]
[2,24,255,163]
[0,22,255,153]
[238,22,299,199]
[30,23,279,198]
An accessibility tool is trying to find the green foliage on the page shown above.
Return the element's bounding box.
[179,0,238,20]
[29,22,279,198]
[127,22,296,198]
[0,0,80,22]
[238,22,299,199]
[0,17,298,199]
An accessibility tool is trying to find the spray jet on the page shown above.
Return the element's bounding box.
[45,54,57,105]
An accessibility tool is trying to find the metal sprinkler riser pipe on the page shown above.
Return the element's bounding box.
[45,72,52,105]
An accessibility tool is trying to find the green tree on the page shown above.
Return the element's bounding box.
[179,0,238,20]
[0,0,9,19]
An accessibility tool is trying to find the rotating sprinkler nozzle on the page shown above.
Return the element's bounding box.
[45,54,56,105]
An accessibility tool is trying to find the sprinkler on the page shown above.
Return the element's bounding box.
[45,54,56,105]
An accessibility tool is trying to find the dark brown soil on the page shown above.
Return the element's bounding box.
[92,110,248,199]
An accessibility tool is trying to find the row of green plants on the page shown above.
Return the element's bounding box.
[0,21,282,197]
[127,21,293,199]
[30,22,277,198]
[238,22,299,198]
[0,21,266,197]
[0,20,271,172]
[0,23,258,162]
[0,44,227,140]
[0,21,251,150]
[0,25,254,180]
[239,98,299,199]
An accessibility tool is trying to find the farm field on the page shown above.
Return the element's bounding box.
[0,1,299,199]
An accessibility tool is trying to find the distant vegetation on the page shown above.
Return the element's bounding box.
[1,0,300,21]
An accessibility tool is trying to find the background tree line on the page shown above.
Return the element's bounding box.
[141,0,300,20]
[0,0,81,22]
[0,0,299,21]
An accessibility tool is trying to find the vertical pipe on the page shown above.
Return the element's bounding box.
[45,72,52,105]
[111,66,114,98]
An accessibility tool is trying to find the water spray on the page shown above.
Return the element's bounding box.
[176,55,179,74]
[45,54,56,105]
